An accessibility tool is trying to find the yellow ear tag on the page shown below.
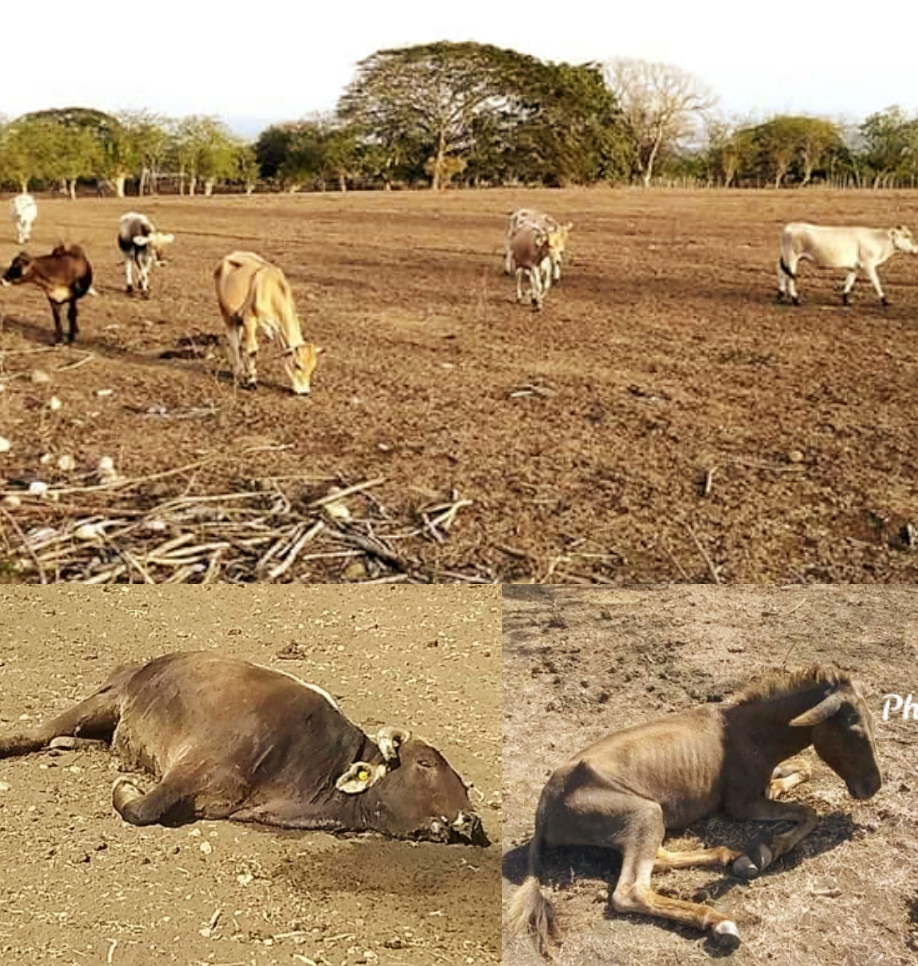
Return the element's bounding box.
[358,769,369,782]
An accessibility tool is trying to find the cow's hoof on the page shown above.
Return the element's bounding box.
[732,843,773,879]
[112,777,144,813]
[713,920,740,941]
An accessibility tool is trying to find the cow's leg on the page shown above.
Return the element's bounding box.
[841,268,859,305]
[515,267,525,303]
[137,259,151,298]
[66,301,79,344]
[530,266,543,311]
[0,682,126,759]
[241,318,259,387]
[863,264,887,305]
[725,796,818,878]
[49,301,64,343]
[112,770,199,826]
[124,256,134,294]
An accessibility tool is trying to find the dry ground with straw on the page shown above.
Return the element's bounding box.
[502,585,918,966]
[3,189,918,582]
[0,584,501,965]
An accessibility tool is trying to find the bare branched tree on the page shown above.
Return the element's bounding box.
[604,58,717,186]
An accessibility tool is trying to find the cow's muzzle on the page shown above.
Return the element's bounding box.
[435,811,489,847]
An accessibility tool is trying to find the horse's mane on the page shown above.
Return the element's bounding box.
[734,664,855,705]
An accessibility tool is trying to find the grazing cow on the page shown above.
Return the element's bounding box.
[9,193,37,244]
[0,651,489,846]
[215,251,322,395]
[1,244,94,344]
[508,665,881,954]
[778,222,918,306]
[504,209,572,283]
[510,223,555,311]
[117,211,174,297]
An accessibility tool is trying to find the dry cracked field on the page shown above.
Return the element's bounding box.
[2,188,918,583]
[502,585,918,966]
[0,584,501,965]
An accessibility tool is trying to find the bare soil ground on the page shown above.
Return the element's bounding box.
[502,585,918,966]
[0,584,501,965]
[3,188,918,582]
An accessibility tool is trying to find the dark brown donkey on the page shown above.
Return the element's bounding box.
[508,665,881,953]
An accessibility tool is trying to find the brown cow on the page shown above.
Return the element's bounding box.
[2,244,94,343]
[215,251,322,395]
[0,651,489,846]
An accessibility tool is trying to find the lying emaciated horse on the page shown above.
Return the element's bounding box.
[508,665,881,954]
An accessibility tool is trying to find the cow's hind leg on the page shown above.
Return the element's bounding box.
[113,767,202,827]
[0,673,131,759]
[841,269,858,305]
[653,842,742,871]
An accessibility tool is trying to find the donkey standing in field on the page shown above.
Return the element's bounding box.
[507,665,881,954]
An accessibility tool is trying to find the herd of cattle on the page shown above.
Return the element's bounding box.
[3,192,918,396]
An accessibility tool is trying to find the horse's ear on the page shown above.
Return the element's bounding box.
[790,691,845,727]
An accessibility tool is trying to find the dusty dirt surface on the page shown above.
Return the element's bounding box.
[502,585,918,966]
[3,189,918,583]
[0,584,501,965]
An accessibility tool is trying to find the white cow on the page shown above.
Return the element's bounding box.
[778,222,918,306]
[117,212,175,297]
[9,193,37,245]
[504,208,572,282]
[509,223,554,311]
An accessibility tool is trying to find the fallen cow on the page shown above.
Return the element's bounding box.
[0,651,489,846]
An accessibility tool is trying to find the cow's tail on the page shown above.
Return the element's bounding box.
[507,790,560,958]
[779,256,796,280]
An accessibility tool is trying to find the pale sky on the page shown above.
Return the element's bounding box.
[0,1,911,136]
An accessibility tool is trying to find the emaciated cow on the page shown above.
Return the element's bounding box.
[0,651,489,846]
[215,251,322,395]
[508,665,881,954]
[778,222,918,306]
[504,209,572,283]
[9,193,37,244]
[118,211,174,297]
[2,244,94,343]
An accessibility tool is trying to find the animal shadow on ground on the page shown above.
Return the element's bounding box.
[503,810,860,951]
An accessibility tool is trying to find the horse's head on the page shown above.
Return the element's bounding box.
[790,679,881,799]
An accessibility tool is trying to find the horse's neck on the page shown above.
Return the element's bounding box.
[729,686,825,762]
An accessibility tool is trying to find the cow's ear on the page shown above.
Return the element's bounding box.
[132,235,151,247]
[376,727,411,761]
[335,761,386,794]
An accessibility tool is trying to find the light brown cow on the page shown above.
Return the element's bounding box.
[214,251,322,395]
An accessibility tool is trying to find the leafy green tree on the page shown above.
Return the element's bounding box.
[338,41,537,190]
[858,106,918,187]
[170,116,240,194]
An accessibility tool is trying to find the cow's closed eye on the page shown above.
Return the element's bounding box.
[417,758,433,769]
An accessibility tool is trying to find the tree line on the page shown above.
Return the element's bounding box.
[2,43,917,194]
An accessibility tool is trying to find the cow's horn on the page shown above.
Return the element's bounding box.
[335,761,387,794]
[376,726,411,761]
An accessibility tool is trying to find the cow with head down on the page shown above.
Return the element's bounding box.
[0,651,489,847]
[118,211,174,297]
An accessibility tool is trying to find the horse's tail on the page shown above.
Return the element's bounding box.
[507,788,560,957]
